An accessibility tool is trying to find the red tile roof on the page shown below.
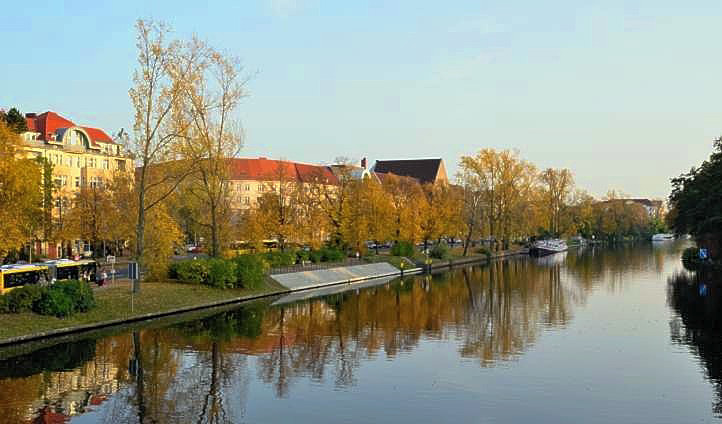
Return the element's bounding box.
[24,111,115,145]
[228,158,338,184]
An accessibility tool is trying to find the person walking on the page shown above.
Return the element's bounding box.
[98,269,108,287]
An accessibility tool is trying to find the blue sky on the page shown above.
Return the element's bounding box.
[3,0,721,198]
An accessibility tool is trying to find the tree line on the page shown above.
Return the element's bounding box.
[0,19,664,279]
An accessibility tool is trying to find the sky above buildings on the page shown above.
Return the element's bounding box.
[3,0,721,198]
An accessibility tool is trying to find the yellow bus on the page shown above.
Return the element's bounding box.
[0,264,50,294]
[44,259,98,283]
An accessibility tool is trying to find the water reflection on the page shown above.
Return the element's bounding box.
[668,270,722,416]
[0,243,705,423]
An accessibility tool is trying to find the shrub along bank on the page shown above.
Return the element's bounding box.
[171,248,348,288]
[0,280,96,318]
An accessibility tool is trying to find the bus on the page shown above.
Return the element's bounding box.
[0,264,50,294]
[44,259,98,283]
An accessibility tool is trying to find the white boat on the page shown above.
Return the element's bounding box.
[651,233,674,241]
[530,239,568,256]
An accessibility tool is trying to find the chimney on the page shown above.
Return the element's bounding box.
[361,157,367,169]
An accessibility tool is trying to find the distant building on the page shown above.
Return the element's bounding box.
[227,157,338,210]
[17,111,131,258]
[372,158,448,185]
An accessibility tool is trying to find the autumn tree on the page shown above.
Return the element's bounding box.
[0,121,43,260]
[539,168,574,236]
[315,160,356,247]
[364,178,394,254]
[457,164,485,256]
[177,37,247,257]
[65,184,113,257]
[460,149,537,250]
[419,182,462,251]
[294,173,330,250]
[128,19,195,282]
[381,173,424,244]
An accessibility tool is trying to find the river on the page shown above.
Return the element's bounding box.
[0,241,720,423]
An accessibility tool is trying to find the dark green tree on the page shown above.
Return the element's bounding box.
[669,137,722,261]
[3,108,28,133]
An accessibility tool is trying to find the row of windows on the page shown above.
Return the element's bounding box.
[231,183,282,192]
[53,175,104,189]
[40,152,125,170]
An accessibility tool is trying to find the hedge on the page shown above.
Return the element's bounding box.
[391,241,415,257]
[0,280,96,317]
[172,255,267,289]
[233,255,268,290]
[430,242,450,260]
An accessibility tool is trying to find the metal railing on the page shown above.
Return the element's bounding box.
[269,258,363,275]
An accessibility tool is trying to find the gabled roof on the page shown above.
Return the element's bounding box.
[24,111,115,146]
[373,158,444,185]
[228,158,338,184]
[374,171,420,185]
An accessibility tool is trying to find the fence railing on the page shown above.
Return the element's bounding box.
[269,258,363,275]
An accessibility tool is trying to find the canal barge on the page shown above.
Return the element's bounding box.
[530,239,568,256]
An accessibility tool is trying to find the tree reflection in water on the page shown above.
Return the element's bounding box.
[668,271,722,416]
[0,245,687,423]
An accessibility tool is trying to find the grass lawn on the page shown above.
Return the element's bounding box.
[0,280,283,341]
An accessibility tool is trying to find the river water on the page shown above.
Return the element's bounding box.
[1,242,720,423]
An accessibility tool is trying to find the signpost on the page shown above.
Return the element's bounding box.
[128,261,140,313]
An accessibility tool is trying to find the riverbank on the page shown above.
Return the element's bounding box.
[0,248,526,346]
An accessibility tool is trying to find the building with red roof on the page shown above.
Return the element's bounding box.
[16,110,132,258]
[226,157,338,209]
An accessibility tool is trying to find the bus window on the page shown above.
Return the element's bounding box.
[57,266,80,281]
[4,271,40,288]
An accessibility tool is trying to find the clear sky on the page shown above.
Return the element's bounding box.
[3,0,721,198]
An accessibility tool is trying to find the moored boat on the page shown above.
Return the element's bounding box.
[530,239,568,256]
[651,233,674,241]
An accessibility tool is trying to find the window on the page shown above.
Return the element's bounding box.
[60,175,67,187]
[243,196,250,205]
[258,184,264,192]
[245,184,250,191]
[102,159,109,170]
[65,156,72,167]
[116,160,125,171]
[89,176,103,188]
[74,176,80,188]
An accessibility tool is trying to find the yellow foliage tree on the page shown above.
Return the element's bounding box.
[0,121,43,259]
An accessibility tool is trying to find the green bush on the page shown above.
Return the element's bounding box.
[391,241,415,257]
[5,285,45,313]
[296,249,310,263]
[320,247,345,262]
[207,258,237,289]
[0,295,9,314]
[264,251,296,268]
[309,250,322,263]
[57,280,95,312]
[430,242,450,260]
[175,260,210,284]
[474,247,492,259]
[233,255,268,290]
[36,288,75,317]
[0,280,95,317]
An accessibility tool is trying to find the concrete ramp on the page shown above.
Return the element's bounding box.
[271,262,399,291]
[271,275,398,306]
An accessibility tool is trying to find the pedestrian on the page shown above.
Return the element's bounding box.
[98,269,108,287]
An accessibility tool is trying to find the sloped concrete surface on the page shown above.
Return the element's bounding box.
[271,262,400,291]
